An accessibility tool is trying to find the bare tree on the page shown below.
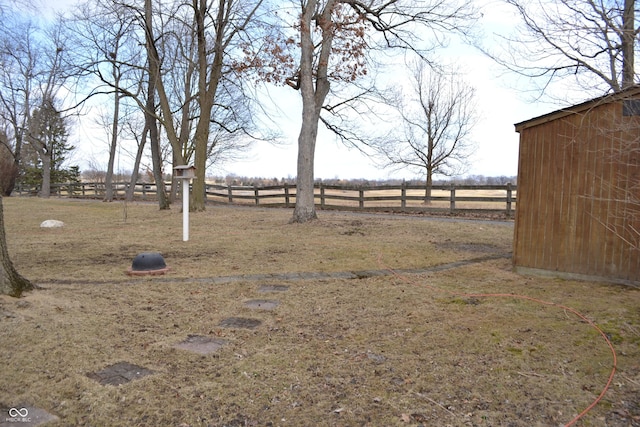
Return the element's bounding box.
[86,2,138,202]
[68,0,150,202]
[0,17,43,195]
[8,17,71,198]
[240,0,476,222]
[375,62,478,202]
[66,0,268,209]
[481,0,638,99]
[103,14,134,203]
[133,0,267,211]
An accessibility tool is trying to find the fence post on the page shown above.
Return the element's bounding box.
[284,183,290,207]
[401,181,406,209]
[359,187,364,209]
[506,183,513,218]
[449,184,456,213]
[227,186,233,203]
[320,183,325,208]
[254,185,260,205]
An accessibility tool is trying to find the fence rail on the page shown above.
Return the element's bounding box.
[15,181,517,217]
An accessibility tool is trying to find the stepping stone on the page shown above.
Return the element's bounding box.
[258,285,290,292]
[87,362,154,386]
[0,405,58,426]
[244,299,279,310]
[218,317,261,329]
[174,335,228,355]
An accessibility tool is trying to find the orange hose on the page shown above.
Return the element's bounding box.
[377,255,618,427]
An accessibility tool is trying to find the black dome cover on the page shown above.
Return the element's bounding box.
[131,252,167,271]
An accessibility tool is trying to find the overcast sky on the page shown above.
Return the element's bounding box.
[219,0,555,181]
[52,0,560,181]
[224,45,551,181]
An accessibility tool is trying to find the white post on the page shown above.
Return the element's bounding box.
[182,179,190,241]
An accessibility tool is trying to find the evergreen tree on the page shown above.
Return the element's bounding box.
[21,98,78,195]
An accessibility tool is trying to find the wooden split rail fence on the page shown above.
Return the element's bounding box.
[15,182,517,217]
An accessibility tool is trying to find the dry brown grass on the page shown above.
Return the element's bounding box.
[0,197,638,427]
[2,198,510,282]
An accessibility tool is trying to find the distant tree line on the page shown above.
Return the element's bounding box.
[212,174,517,187]
[68,171,516,189]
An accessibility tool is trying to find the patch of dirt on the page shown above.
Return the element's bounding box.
[435,240,505,254]
[258,285,290,292]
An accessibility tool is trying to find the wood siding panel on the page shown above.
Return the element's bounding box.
[554,116,577,272]
[547,117,567,271]
[513,127,538,268]
[600,105,619,278]
[543,118,559,269]
[584,107,603,276]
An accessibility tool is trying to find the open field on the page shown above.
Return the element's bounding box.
[16,182,517,216]
[1,198,639,426]
[222,188,516,211]
[207,184,517,216]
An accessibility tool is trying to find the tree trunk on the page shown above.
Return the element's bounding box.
[148,105,169,210]
[290,0,334,223]
[423,170,433,205]
[40,154,51,198]
[145,0,169,210]
[104,94,121,202]
[190,127,209,212]
[126,124,148,202]
[0,196,34,297]
[1,157,18,197]
[7,134,24,196]
[292,111,319,222]
[190,0,225,212]
[622,0,635,89]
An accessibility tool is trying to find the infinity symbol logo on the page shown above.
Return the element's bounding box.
[8,407,28,417]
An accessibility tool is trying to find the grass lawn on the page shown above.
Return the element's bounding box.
[0,198,638,426]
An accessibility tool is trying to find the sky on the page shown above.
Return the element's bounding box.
[217,1,554,181]
[51,0,559,181]
[223,46,550,181]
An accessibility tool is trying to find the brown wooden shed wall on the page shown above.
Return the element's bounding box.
[514,90,640,284]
